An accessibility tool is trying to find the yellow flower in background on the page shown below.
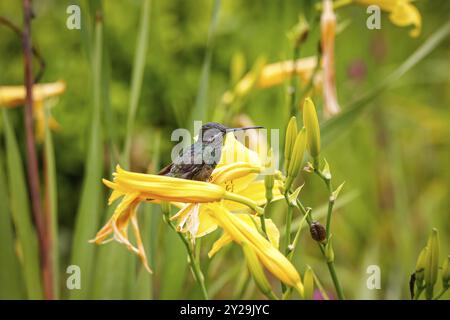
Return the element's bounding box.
[355,0,421,37]
[204,203,304,295]
[256,56,319,88]
[0,81,65,141]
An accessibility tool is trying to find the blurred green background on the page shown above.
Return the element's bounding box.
[0,0,449,300]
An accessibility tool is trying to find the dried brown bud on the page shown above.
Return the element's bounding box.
[310,221,326,242]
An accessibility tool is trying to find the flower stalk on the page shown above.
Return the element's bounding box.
[22,0,53,300]
[162,204,209,300]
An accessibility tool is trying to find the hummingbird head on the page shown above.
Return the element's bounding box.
[200,122,263,142]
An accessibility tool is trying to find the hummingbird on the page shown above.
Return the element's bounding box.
[158,122,263,182]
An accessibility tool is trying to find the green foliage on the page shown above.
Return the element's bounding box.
[0,0,449,300]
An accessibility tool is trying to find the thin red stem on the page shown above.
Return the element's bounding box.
[22,0,53,300]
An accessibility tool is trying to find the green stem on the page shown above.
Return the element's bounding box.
[283,199,293,256]
[259,214,268,239]
[326,261,344,300]
[287,208,310,261]
[295,198,345,300]
[224,191,264,215]
[162,208,209,300]
[314,168,334,238]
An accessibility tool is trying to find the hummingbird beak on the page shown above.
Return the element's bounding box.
[227,126,264,132]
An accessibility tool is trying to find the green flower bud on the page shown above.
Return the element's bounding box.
[303,98,321,160]
[424,228,440,299]
[303,266,314,300]
[414,246,428,288]
[284,116,298,172]
[442,255,450,289]
[285,128,306,191]
[242,242,273,297]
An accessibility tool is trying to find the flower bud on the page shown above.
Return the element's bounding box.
[285,128,306,191]
[424,228,440,299]
[242,242,273,296]
[414,246,428,288]
[442,255,449,289]
[303,266,314,300]
[284,116,298,171]
[310,221,326,243]
[303,98,321,160]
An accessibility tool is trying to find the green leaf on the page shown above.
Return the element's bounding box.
[2,110,43,299]
[69,16,104,299]
[123,0,152,166]
[332,182,345,201]
[190,0,221,130]
[91,217,135,299]
[43,105,59,298]
[287,184,304,205]
[159,211,188,299]
[0,148,25,299]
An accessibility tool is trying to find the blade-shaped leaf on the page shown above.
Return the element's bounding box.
[2,110,43,299]
[0,148,25,299]
[69,15,104,299]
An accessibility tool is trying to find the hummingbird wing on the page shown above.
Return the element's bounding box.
[157,162,173,176]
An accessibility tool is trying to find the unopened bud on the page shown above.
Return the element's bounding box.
[424,228,440,299]
[284,116,298,172]
[285,128,306,191]
[242,242,273,296]
[303,98,321,160]
[310,221,327,243]
[414,246,428,288]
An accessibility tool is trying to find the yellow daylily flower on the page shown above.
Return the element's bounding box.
[94,133,281,269]
[355,0,421,37]
[171,132,283,238]
[92,165,228,271]
[0,81,65,141]
[205,203,304,295]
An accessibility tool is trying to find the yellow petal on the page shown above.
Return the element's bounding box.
[257,57,318,88]
[107,165,226,203]
[206,204,303,291]
[0,81,66,107]
[208,232,232,258]
[355,0,421,37]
